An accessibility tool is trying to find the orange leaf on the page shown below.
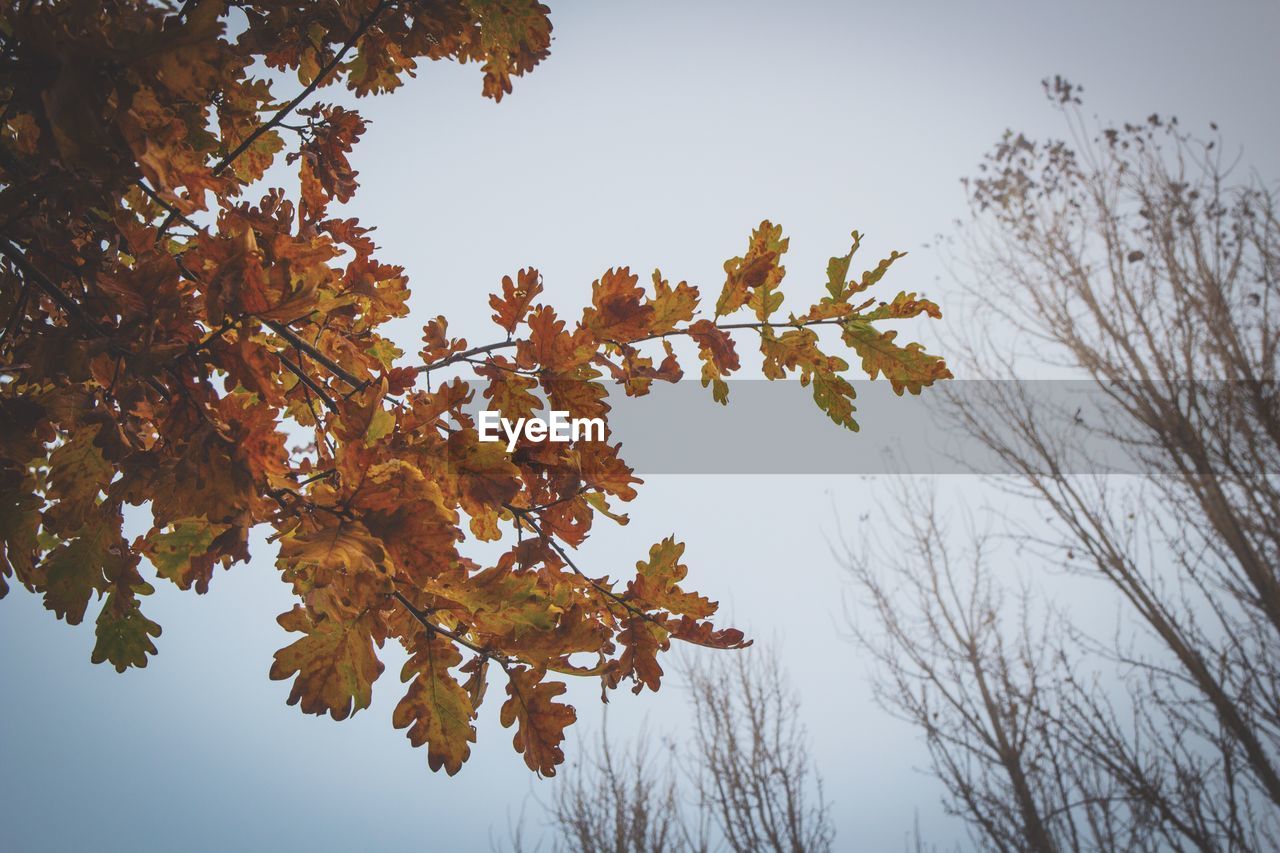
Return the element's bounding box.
[490,267,543,335]
[393,631,477,775]
[500,667,576,776]
[269,606,385,721]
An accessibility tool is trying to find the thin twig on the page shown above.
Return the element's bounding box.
[505,503,670,634]
[418,340,520,374]
[134,178,201,232]
[170,254,368,391]
[0,273,30,349]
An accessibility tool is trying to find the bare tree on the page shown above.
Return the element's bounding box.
[510,647,833,852]
[848,77,1280,851]
[687,649,835,853]
[543,721,698,853]
[845,483,1159,852]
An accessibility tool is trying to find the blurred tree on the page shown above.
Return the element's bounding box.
[847,484,1162,852]
[848,78,1280,851]
[511,648,834,852]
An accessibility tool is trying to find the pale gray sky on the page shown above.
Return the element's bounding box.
[3,1,1278,850]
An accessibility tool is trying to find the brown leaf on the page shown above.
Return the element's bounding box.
[500,667,576,776]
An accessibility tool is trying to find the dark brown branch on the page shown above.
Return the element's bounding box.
[134,179,201,232]
[392,590,515,671]
[639,314,867,341]
[279,351,338,413]
[418,340,520,374]
[265,319,366,389]
[0,270,30,349]
[0,237,170,399]
[169,255,367,392]
[185,316,241,356]
[505,502,707,647]
[0,238,106,334]
[296,468,337,486]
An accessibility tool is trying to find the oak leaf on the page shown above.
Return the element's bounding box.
[627,537,715,619]
[842,320,953,395]
[393,631,477,776]
[269,606,386,722]
[500,666,576,776]
[490,267,544,335]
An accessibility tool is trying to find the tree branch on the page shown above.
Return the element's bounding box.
[414,313,874,376]
[392,590,515,671]
[157,0,398,236]
[266,319,367,390]
[0,237,170,399]
[279,351,338,413]
[211,0,395,178]
[505,502,711,647]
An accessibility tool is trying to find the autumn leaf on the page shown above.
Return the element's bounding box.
[140,517,228,593]
[269,605,385,722]
[518,304,577,370]
[627,537,715,619]
[479,361,542,420]
[717,220,788,317]
[420,315,469,364]
[500,666,576,776]
[393,631,477,776]
[665,615,750,649]
[0,481,41,598]
[856,249,907,294]
[93,590,162,673]
[490,267,544,335]
[438,565,558,638]
[862,290,943,321]
[462,0,555,101]
[291,105,366,218]
[582,267,654,343]
[688,319,740,403]
[608,616,669,694]
[842,320,953,395]
[446,431,522,520]
[647,271,699,334]
[276,517,397,620]
[40,519,136,626]
[46,425,112,535]
[230,130,284,184]
[811,370,859,431]
[826,231,861,299]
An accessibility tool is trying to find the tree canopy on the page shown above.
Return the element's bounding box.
[0,0,949,777]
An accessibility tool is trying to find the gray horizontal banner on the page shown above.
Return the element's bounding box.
[456,379,1277,475]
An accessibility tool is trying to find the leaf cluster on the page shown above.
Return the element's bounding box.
[0,0,947,775]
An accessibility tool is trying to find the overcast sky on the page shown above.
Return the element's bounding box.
[3,1,1279,850]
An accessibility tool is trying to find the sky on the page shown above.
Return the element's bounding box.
[3,1,1279,850]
